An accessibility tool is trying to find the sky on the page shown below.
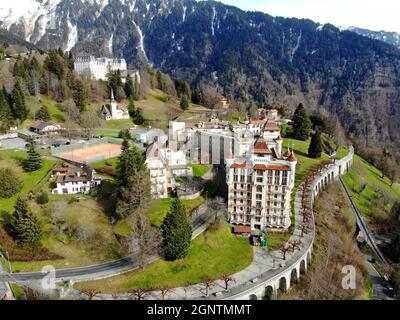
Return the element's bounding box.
[218,0,400,33]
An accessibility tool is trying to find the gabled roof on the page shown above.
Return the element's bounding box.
[254,164,291,171]
[230,163,253,169]
[253,139,272,154]
[30,121,56,130]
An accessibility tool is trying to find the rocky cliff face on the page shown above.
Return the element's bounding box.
[1,0,400,158]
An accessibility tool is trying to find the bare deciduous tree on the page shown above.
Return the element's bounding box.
[279,245,291,260]
[159,286,173,300]
[129,288,147,300]
[220,273,235,291]
[81,288,100,300]
[126,209,161,268]
[201,277,215,297]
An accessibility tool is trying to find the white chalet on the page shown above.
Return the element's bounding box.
[52,166,101,195]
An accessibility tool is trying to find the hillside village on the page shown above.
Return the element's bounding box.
[0,46,400,301]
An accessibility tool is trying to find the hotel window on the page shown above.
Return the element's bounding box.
[267,177,273,184]
[256,201,262,208]
[256,194,262,200]
[268,170,273,177]
[256,186,262,192]
[257,170,263,176]
[257,177,263,183]
[274,171,280,184]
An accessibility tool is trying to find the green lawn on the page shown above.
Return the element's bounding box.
[90,157,119,170]
[74,222,253,293]
[188,162,209,178]
[0,149,58,216]
[101,119,133,129]
[146,196,205,228]
[343,154,400,222]
[283,138,330,190]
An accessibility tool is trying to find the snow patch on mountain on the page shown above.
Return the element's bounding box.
[211,6,216,36]
[133,19,151,64]
[108,33,114,55]
[182,6,187,22]
[289,31,302,63]
[66,20,78,52]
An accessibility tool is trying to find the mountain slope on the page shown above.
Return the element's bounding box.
[348,26,400,49]
[1,0,400,159]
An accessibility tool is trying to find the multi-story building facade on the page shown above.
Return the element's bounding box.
[146,142,192,199]
[74,56,127,81]
[226,145,297,231]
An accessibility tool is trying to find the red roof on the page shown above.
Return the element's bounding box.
[254,164,291,171]
[233,226,252,234]
[249,120,266,126]
[287,151,297,162]
[254,140,272,154]
[231,163,252,169]
[52,167,69,173]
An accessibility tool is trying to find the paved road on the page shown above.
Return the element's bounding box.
[0,208,217,283]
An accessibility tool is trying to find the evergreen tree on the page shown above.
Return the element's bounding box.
[12,80,28,122]
[132,74,140,100]
[116,141,146,187]
[308,130,323,158]
[124,77,134,98]
[156,69,166,91]
[180,94,190,111]
[11,197,42,247]
[128,97,137,118]
[161,198,192,261]
[72,79,88,111]
[23,138,42,172]
[107,70,123,100]
[0,168,23,199]
[35,105,51,121]
[292,103,312,141]
[0,89,12,130]
[175,79,192,99]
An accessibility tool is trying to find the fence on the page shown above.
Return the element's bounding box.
[51,137,123,155]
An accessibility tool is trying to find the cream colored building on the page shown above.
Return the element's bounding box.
[226,145,297,231]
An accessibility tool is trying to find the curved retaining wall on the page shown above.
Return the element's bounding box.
[218,147,354,300]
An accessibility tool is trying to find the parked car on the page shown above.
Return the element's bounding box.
[387,283,396,298]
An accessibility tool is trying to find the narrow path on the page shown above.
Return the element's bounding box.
[339,177,393,300]
[338,177,388,265]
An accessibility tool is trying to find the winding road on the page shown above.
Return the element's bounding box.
[0,206,217,283]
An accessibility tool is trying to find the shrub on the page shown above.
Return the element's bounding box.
[0,168,23,199]
[35,191,49,205]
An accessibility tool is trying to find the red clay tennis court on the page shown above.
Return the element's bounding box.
[54,143,122,164]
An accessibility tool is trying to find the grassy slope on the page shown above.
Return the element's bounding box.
[266,138,330,250]
[147,197,205,228]
[280,183,370,300]
[7,196,124,272]
[0,149,58,215]
[343,154,400,222]
[75,222,253,293]
[188,162,209,178]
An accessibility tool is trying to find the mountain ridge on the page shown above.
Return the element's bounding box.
[1,0,400,160]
